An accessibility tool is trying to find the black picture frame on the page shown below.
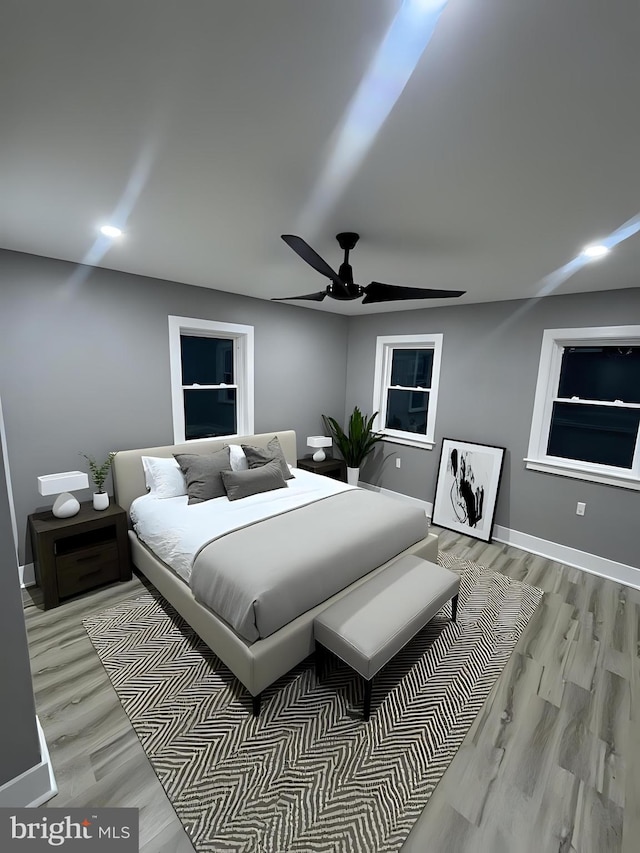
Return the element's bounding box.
[431,438,506,542]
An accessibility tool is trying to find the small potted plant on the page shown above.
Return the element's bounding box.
[81,451,116,510]
[322,406,383,486]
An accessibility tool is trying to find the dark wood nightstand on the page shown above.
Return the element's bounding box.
[297,456,347,482]
[28,501,132,610]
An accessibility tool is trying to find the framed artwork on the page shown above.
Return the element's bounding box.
[432,438,506,542]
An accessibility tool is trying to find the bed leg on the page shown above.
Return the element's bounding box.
[451,593,459,623]
[252,693,262,717]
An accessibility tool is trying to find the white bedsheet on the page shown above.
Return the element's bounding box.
[130,467,353,582]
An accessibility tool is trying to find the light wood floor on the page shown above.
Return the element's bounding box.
[23,529,639,852]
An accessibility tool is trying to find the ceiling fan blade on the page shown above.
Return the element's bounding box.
[362,282,466,304]
[281,235,350,296]
[271,290,328,302]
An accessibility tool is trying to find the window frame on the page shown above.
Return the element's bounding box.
[168,316,254,443]
[525,325,640,490]
[372,333,443,449]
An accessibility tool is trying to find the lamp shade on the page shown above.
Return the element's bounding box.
[37,471,89,496]
[306,436,332,449]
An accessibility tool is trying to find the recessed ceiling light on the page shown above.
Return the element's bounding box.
[100,225,123,238]
[581,243,610,260]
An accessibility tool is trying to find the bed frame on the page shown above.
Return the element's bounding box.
[112,430,439,714]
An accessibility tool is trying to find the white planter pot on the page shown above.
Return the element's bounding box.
[93,492,109,511]
[346,467,360,486]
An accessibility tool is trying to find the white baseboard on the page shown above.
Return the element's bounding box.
[0,717,58,808]
[358,482,433,518]
[493,525,640,591]
[20,562,35,589]
[359,482,640,591]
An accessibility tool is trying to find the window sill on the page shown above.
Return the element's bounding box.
[524,457,640,491]
[182,434,243,443]
[380,435,435,451]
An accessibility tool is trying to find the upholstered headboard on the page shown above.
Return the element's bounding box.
[112,430,297,515]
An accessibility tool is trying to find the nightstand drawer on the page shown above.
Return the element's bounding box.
[56,542,120,599]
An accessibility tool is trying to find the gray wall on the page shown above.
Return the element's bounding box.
[2,246,638,572]
[0,249,348,565]
[0,419,41,786]
[346,287,640,569]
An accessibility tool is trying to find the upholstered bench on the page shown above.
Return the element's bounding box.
[314,555,460,720]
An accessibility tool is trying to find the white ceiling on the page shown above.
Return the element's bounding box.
[2,0,640,315]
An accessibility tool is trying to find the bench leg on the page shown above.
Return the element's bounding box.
[252,693,262,717]
[451,593,459,623]
[363,677,373,722]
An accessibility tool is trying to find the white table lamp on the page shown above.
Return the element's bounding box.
[38,471,89,518]
[307,435,333,462]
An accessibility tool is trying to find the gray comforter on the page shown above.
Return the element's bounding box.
[190,489,428,642]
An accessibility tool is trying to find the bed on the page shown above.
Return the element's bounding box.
[112,430,439,713]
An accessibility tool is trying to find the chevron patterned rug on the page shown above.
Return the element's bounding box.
[84,554,542,853]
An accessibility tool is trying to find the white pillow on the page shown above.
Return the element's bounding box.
[141,456,187,499]
[227,444,249,472]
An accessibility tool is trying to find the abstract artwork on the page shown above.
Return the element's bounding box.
[432,438,505,542]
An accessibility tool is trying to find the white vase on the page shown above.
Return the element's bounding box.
[93,492,109,511]
[346,467,360,486]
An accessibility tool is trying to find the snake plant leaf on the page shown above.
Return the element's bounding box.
[322,407,383,467]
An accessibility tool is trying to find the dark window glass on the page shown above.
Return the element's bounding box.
[180,336,234,386]
[184,389,237,440]
[558,346,640,403]
[390,349,433,387]
[547,402,640,468]
[385,389,429,434]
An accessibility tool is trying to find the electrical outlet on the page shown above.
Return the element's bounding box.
[576,501,586,516]
[395,457,401,469]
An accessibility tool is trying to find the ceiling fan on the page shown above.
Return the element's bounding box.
[273,232,466,304]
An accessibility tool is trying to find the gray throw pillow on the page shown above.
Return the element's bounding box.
[174,446,232,504]
[221,459,288,501]
[241,436,294,480]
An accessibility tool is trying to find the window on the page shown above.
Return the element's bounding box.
[169,316,254,442]
[372,334,443,448]
[526,326,640,490]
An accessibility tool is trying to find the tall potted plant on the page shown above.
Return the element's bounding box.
[322,407,383,486]
[81,452,116,510]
